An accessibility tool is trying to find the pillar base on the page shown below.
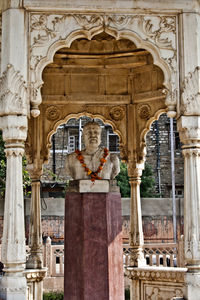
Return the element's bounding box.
[64,192,124,300]
[128,246,146,267]
[184,272,200,300]
[0,275,27,300]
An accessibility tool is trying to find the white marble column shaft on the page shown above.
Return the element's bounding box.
[26,179,43,269]
[183,148,200,269]
[0,142,27,299]
[178,116,200,300]
[128,165,145,268]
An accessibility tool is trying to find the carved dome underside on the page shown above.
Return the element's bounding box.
[42,32,163,98]
[58,32,138,55]
[50,32,153,69]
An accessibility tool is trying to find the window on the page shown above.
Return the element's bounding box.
[108,133,119,152]
[68,135,79,153]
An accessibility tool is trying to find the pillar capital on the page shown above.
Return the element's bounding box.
[0,0,24,11]
[177,116,200,148]
[0,115,27,142]
[128,160,144,180]
[26,162,43,180]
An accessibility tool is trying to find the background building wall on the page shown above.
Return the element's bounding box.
[146,114,184,198]
[21,197,184,244]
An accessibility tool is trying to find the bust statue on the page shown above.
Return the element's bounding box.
[65,121,120,181]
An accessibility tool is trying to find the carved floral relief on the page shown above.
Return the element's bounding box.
[138,104,151,120]
[29,12,178,116]
[0,64,27,116]
[145,286,183,300]
[181,66,200,115]
[109,106,125,121]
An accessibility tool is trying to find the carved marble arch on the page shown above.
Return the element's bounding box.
[140,108,167,158]
[30,14,177,118]
[45,112,125,165]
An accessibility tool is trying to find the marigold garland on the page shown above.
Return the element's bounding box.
[75,148,109,182]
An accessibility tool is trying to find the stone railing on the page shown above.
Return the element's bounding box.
[0,238,186,297]
[123,240,186,299]
[123,238,184,268]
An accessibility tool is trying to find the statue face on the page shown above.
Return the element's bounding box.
[83,124,101,149]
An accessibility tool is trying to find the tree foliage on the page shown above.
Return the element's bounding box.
[116,161,155,198]
[140,163,155,198]
[116,162,131,197]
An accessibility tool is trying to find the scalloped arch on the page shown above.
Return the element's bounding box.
[35,26,171,91]
[140,108,168,148]
[45,112,124,163]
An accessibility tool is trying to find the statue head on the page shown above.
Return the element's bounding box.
[82,121,102,150]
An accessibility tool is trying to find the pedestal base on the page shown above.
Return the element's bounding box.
[0,275,27,300]
[64,192,124,300]
[184,272,200,300]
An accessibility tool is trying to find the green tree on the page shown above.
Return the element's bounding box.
[116,162,130,197]
[140,163,155,198]
[116,161,155,198]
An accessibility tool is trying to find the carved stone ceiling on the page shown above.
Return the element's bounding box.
[46,33,153,69]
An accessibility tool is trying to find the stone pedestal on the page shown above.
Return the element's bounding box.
[64,187,124,300]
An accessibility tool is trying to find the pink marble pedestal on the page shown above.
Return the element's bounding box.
[64,192,124,300]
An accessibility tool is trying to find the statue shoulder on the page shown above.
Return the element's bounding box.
[67,151,77,158]
[109,153,120,179]
[110,153,119,162]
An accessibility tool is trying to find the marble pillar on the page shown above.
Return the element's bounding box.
[0,144,27,299]
[0,116,27,299]
[64,186,124,300]
[26,175,43,269]
[178,116,200,300]
[128,164,146,268]
[25,163,45,300]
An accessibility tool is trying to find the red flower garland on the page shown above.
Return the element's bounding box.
[75,148,109,182]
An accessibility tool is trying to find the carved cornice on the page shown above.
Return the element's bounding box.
[182,148,200,158]
[30,13,176,58]
[0,64,27,116]
[125,267,186,282]
[181,67,200,115]
[4,148,24,157]
[29,12,178,117]
[24,268,47,283]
